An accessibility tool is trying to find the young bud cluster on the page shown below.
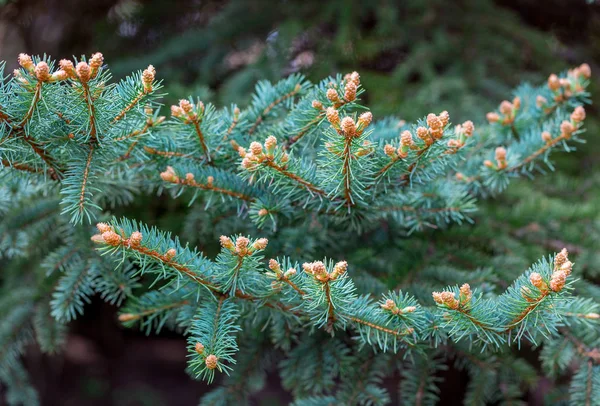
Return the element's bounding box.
[241,136,289,171]
[487,97,520,125]
[524,248,572,297]
[380,298,417,315]
[171,99,204,120]
[449,120,475,149]
[432,290,459,310]
[160,166,179,183]
[15,54,70,83]
[547,64,591,102]
[302,260,347,283]
[220,235,267,258]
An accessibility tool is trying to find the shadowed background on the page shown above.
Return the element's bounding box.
[1,0,599,405]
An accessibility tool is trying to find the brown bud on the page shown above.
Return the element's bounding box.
[548,74,561,91]
[34,62,51,82]
[331,260,348,279]
[205,354,218,369]
[89,52,104,77]
[400,130,413,146]
[536,95,548,108]
[97,222,112,233]
[344,81,357,102]
[326,107,340,127]
[269,259,281,272]
[165,248,176,261]
[235,236,250,254]
[432,292,443,304]
[252,238,268,250]
[258,208,268,216]
[76,62,91,83]
[18,53,34,70]
[118,313,139,322]
[560,120,575,137]
[326,88,340,103]
[59,59,76,78]
[486,112,500,123]
[264,135,277,151]
[484,160,494,168]
[142,65,156,92]
[312,100,323,110]
[102,231,122,246]
[384,144,397,158]
[499,100,513,115]
[416,126,429,141]
[179,99,193,113]
[439,111,450,127]
[357,112,373,129]
[529,272,545,290]
[579,63,591,79]
[512,97,521,110]
[462,121,474,137]
[249,142,263,156]
[341,116,356,138]
[220,236,234,250]
[571,106,586,123]
[495,146,506,161]
[129,231,143,246]
[195,342,204,355]
[426,113,443,130]
[541,131,552,142]
[550,270,567,292]
[51,70,68,81]
[554,248,568,268]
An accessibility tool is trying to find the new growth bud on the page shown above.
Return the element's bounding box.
[341,116,356,138]
[76,62,91,83]
[220,236,234,250]
[142,65,156,92]
[205,354,218,369]
[89,52,103,78]
[252,238,268,250]
[34,62,51,82]
[326,107,340,128]
[129,231,143,246]
[18,53,34,71]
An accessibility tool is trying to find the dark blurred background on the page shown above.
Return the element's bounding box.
[1,0,600,405]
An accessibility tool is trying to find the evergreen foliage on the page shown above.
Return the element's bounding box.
[0,51,599,405]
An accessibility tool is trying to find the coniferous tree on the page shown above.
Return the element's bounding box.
[0,52,598,405]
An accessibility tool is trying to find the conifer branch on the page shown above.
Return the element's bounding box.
[143,146,197,159]
[264,160,326,196]
[78,145,95,216]
[16,80,42,128]
[248,84,302,135]
[191,118,211,162]
[112,91,145,124]
[20,134,61,180]
[1,159,46,176]
[81,83,98,141]
[160,167,255,202]
[119,300,189,322]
